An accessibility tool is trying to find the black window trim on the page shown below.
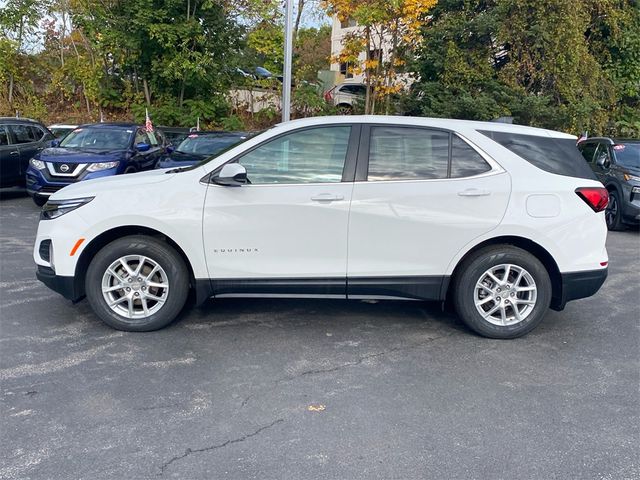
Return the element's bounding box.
[355,124,501,183]
[203,123,362,186]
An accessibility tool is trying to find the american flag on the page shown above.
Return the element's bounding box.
[145,108,154,133]
[577,131,588,144]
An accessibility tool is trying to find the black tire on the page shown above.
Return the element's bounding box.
[605,190,624,231]
[453,245,552,339]
[33,196,47,207]
[85,235,189,331]
[124,166,137,174]
[336,104,353,115]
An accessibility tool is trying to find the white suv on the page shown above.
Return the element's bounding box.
[33,116,609,338]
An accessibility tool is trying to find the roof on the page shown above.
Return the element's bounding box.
[275,115,576,139]
[0,117,43,125]
[48,124,78,129]
[77,122,140,129]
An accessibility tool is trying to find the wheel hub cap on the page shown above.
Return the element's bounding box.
[474,263,537,326]
[101,255,169,320]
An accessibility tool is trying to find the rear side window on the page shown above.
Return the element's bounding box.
[451,136,492,178]
[9,124,40,144]
[367,127,491,181]
[0,126,9,146]
[480,130,595,179]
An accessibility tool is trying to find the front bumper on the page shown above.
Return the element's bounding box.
[26,166,118,198]
[551,267,608,311]
[36,265,84,302]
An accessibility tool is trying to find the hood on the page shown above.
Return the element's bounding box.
[37,147,127,164]
[50,168,175,200]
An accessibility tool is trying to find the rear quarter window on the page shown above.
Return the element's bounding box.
[479,130,596,180]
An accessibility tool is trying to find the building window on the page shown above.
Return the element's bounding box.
[340,17,357,28]
[368,49,382,62]
[339,62,354,79]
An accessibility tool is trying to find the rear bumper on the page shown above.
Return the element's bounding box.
[36,266,84,302]
[551,268,608,311]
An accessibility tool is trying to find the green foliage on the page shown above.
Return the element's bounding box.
[408,0,640,136]
[220,115,247,131]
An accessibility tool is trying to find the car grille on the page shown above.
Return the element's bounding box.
[52,162,79,174]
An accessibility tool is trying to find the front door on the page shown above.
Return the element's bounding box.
[203,125,358,296]
[347,125,511,300]
[0,125,22,187]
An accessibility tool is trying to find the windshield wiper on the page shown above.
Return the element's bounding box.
[165,166,193,174]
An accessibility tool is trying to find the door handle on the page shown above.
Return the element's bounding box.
[458,189,491,197]
[311,193,344,202]
[10,151,19,156]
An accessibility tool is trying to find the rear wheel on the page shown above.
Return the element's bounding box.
[605,190,624,231]
[85,235,189,331]
[336,103,353,115]
[453,246,552,339]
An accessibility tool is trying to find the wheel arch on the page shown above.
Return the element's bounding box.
[444,235,563,310]
[74,225,207,304]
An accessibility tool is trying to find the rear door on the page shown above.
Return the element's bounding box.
[347,125,511,299]
[0,125,22,187]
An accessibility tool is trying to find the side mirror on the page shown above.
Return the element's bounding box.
[50,139,60,148]
[136,142,151,152]
[214,163,248,186]
[166,145,175,154]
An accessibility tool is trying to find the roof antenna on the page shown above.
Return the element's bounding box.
[99,110,104,123]
[15,110,19,118]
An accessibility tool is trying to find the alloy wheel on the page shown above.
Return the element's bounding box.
[474,264,537,326]
[101,255,169,319]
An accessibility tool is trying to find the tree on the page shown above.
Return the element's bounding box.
[408,0,639,136]
[323,0,437,113]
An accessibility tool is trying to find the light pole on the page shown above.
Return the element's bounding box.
[282,0,294,122]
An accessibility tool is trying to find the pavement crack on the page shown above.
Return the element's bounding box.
[158,418,284,476]
[241,332,454,407]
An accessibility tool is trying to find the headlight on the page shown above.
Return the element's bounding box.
[623,173,640,182]
[41,197,94,220]
[86,161,119,172]
[30,158,46,170]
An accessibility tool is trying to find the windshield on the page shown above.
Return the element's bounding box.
[176,135,246,155]
[60,127,132,151]
[614,143,640,169]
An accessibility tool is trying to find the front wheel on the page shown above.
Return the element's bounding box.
[453,246,552,339]
[85,235,189,331]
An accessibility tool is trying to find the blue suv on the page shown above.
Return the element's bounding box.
[26,123,166,206]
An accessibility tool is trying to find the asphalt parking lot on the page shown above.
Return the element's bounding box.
[1,192,638,480]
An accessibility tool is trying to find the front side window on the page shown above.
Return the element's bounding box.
[60,127,132,151]
[135,129,151,145]
[238,126,351,184]
[367,127,449,181]
[594,143,612,168]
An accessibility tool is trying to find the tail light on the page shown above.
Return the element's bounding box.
[324,91,333,101]
[575,187,608,212]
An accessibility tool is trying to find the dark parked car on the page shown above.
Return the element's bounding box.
[26,123,167,206]
[156,131,250,169]
[0,118,54,190]
[157,126,190,146]
[578,137,640,230]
